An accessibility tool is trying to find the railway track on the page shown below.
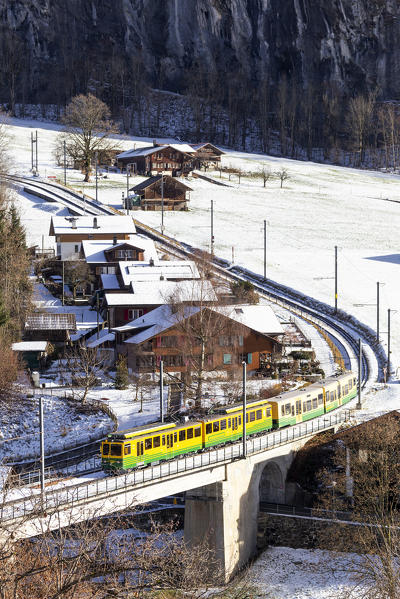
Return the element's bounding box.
[1,174,115,216]
[4,179,382,483]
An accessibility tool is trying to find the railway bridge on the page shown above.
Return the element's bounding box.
[1,410,349,581]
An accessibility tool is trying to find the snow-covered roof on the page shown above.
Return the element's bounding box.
[124,305,200,345]
[12,341,48,352]
[86,331,115,348]
[118,259,199,287]
[50,216,136,236]
[190,143,224,154]
[123,304,283,346]
[104,279,216,307]
[100,274,120,290]
[82,235,157,263]
[210,305,284,336]
[117,143,196,160]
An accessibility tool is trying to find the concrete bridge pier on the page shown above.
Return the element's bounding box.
[184,451,294,581]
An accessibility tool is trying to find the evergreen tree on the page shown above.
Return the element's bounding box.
[114,355,129,390]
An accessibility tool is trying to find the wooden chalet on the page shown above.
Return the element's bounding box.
[130,175,192,211]
[191,143,224,168]
[118,304,283,374]
[117,143,196,177]
[24,313,76,343]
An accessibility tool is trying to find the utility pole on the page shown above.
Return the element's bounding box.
[242,361,247,458]
[39,396,45,507]
[211,199,214,256]
[31,130,38,173]
[95,151,98,203]
[36,130,38,172]
[356,338,362,409]
[122,191,125,211]
[31,132,34,170]
[263,219,267,280]
[63,140,67,186]
[126,164,131,213]
[388,308,392,377]
[62,261,65,306]
[377,282,380,342]
[96,293,100,340]
[334,245,338,313]
[160,360,164,423]
[161,174,165,234]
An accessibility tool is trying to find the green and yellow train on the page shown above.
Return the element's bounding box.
[101,371,357,472]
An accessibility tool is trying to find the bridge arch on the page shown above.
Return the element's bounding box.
[258,461,285,504]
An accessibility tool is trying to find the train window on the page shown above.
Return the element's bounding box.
[296,401,301,415]
[179,430,186,442]
[110,444,122,456]
[331,391,335,401]
[162,435,165,445]
[306,400,312,411]
[256,410,262,420]
[102,443,110,455]
[312,398,317,409]
[228,418,231,427]
[285,404,291,415]
[303,402,307,412]
[239,415,242,425]
[145,438,152,450]
[213,421,220,432]
[221,419,227,430]
[246,413,249,423]
[174,433,177,442]
[345,385,348,395]
[187,428,194,439]
[353,378,357,386]
[154,436,161,448]
[318,394,323,405]
[281,405,285,416]
[267,408,271,418]
[349,379,353,389]
[337,385,341,398]
[250,412,255,422]
[124,444,131,455]
[195,427,201,437]
[206,423,212,434]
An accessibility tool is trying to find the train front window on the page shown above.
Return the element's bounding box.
[110,444,122,456]
[102,443,110,455]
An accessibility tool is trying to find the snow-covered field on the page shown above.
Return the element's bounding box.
[5,117,400,598]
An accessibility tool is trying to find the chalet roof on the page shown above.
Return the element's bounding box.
[81,236,157,263]
[104,278,216,307]
[190,143,224,155]
[25,313,76,331]
[49,216,136,236]
[130,175,192,193]
[12,341,49,352]
[100,274,120,290]
[117,143,196,160]
[211,305,284,337]
[123,303,282,346]
[118,259,200,287]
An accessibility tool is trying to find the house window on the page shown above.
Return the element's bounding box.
[74,245,79,253]
[239,335,244,346]
[128,309,143,320]
[117,250,133,259]
[223,353,232,364]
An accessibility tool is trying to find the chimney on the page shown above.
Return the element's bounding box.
[153,139,157,147]
[113,235,117,245]
[71,217,77,229]
[93,217,99,229]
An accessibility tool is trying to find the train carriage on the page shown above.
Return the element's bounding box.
[269,386,325,428]
[205,401,272,447]
[335,371,358,406]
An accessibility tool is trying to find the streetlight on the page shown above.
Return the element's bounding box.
[95,151,98,203]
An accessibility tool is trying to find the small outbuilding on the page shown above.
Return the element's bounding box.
[12,340,51,369]
[130,175,192,211]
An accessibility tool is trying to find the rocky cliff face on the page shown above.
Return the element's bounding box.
[1,0,399,103]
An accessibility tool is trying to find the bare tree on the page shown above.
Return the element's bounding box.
[64,260,93,299]
[275,167,289,188]
[347,89,378,165]
[66,344,106,403]
[259,165,272,188]
[59,94,118,182]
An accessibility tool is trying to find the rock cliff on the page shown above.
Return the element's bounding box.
[0,0,399,103]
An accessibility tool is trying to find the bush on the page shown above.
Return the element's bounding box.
[114,356,129,390]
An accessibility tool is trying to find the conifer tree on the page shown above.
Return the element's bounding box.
[114,355,129,390]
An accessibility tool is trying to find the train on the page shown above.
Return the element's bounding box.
[100,371,357,473]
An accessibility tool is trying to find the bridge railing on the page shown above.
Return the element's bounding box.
[0,409,350,522]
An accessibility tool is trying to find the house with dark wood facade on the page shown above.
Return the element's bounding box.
[191,143,225,169]
[116,304,283,374]
[130,175,192,211]
[117,143,196,176]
